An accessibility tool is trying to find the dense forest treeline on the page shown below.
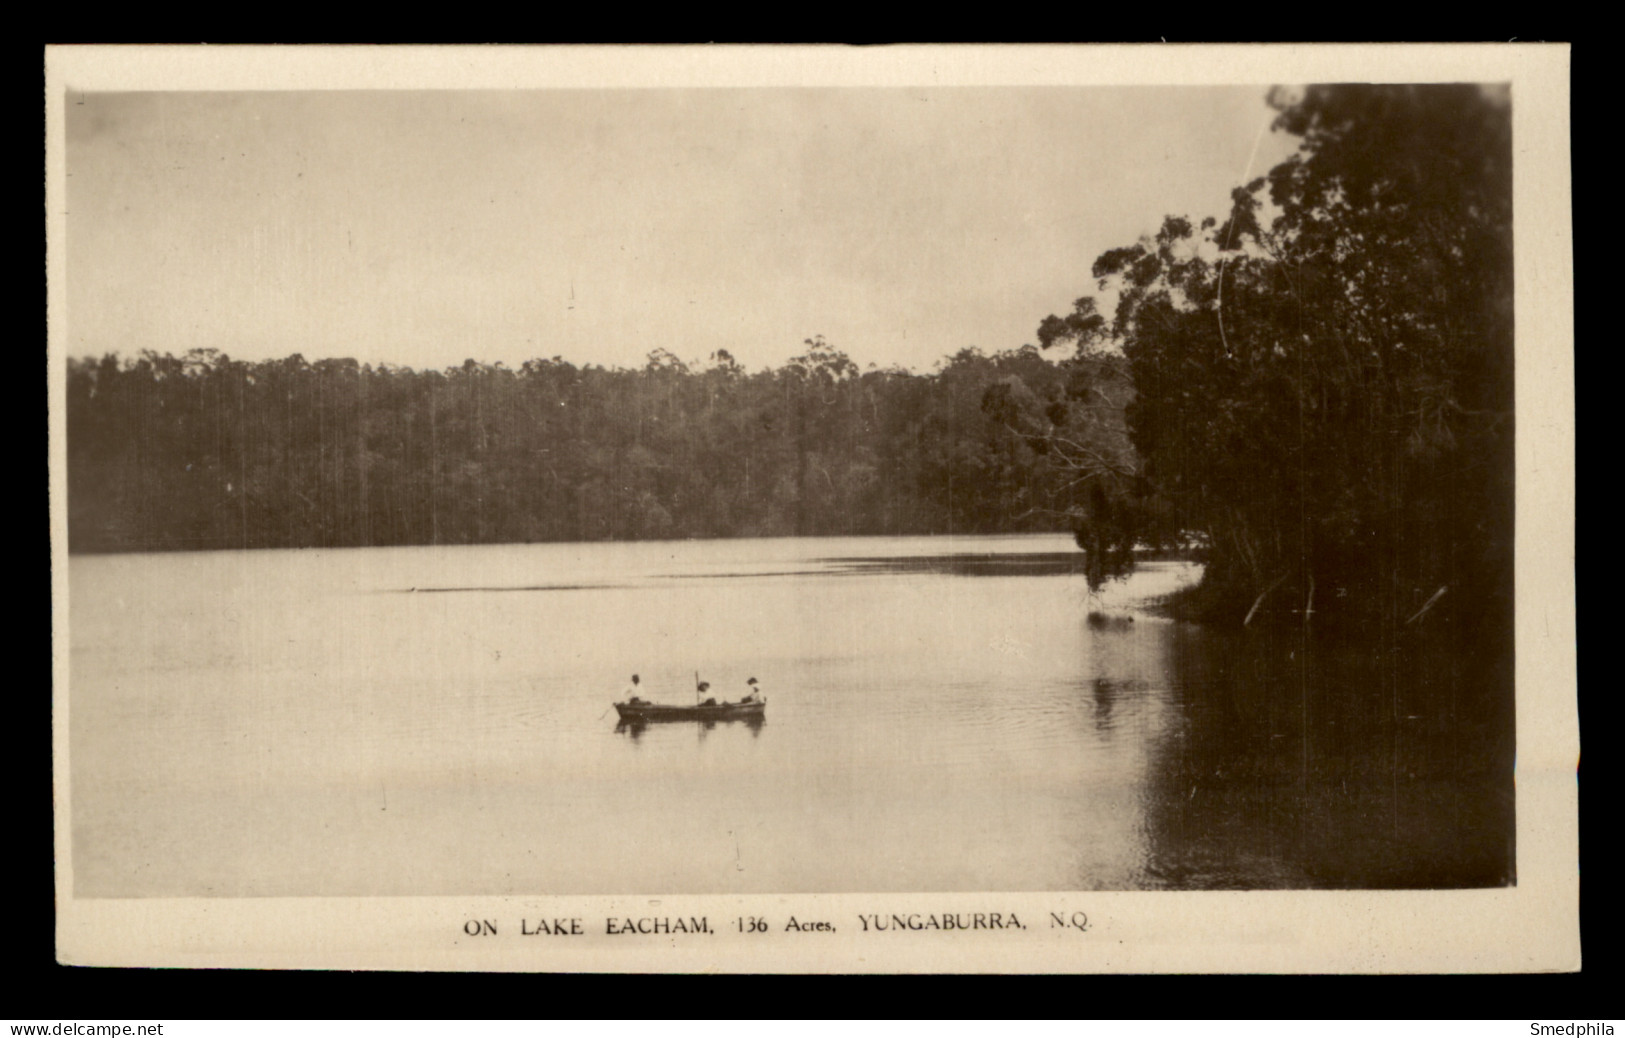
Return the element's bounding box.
[66,339,1131,553]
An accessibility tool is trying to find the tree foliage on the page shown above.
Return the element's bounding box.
[1037,84,1514,628]
[66,341,1102,552]
[979,343,1153,590]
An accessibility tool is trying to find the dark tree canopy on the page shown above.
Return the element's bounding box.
[1037,84,1514,630]
[66,342,1107,553]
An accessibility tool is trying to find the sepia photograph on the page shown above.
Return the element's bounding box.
[47,44,1576,972]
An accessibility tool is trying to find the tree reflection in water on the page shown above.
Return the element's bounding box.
[1135,621,1514,889]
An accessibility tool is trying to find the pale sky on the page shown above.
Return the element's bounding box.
[66,87,1299,373]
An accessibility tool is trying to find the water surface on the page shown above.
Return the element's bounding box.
[68,534,1511,895]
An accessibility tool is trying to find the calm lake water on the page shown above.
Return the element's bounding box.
[67,534,1512,896]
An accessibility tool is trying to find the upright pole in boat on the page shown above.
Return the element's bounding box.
[695,670,701,705]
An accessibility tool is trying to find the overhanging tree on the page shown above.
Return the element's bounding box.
[1036,84,1514,628]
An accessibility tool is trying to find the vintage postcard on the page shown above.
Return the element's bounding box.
[47,43,1577,972]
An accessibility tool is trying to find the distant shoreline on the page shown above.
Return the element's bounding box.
[62,534,1205,561]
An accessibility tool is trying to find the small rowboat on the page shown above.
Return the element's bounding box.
[614,699,765,723]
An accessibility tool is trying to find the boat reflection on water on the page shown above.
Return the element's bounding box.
[616,713,766,742]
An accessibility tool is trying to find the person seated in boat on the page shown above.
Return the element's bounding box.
[742,677,763,704]
[697,681,717,706]
[624,674,646,705]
